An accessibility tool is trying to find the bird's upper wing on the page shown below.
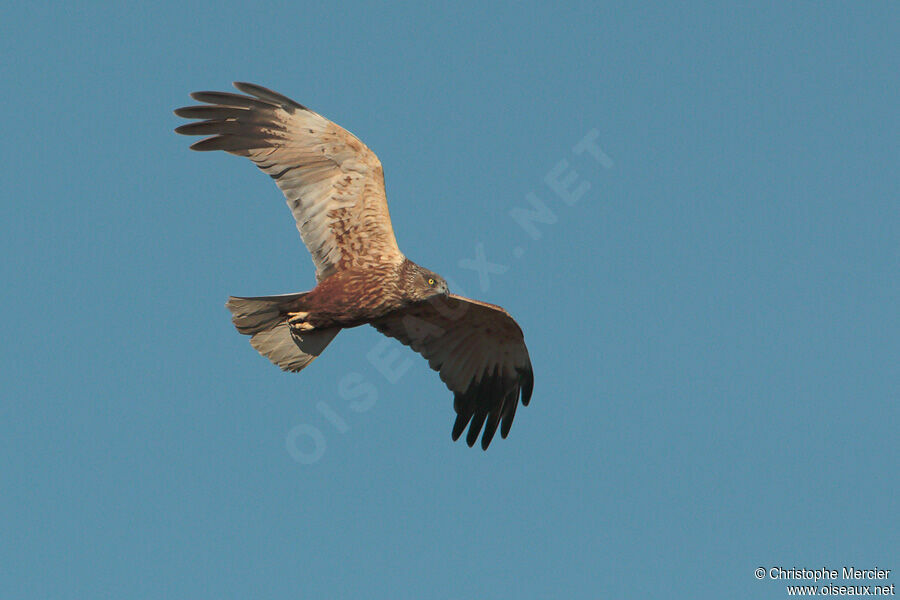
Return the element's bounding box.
[175,82,403,281]
[371,294,533,449]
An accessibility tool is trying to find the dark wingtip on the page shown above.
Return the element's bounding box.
[187,136,268,153]
[519,367,534,407]
[500,393,518,439]
[466,412,487,448]
[174,105,250,120]
[480,411,501,450]
[188,91,214,103]
[188,137,223,151]
[174,122,208,135]
[175,120,244,136]
[451,412,471,441]
[232,81,306,111]
[188,90,276,110]
[480,423,497,450]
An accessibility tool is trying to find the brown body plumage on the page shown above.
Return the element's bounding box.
[295,259,442,328]
[175,82,533,449]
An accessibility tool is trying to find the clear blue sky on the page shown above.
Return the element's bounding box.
[2,2,897,598]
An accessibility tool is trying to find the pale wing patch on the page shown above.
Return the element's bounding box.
[175,82,404,281]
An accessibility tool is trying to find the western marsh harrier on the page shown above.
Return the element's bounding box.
[175,83,533,449]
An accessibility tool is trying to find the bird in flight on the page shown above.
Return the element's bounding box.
[174,82,533,449]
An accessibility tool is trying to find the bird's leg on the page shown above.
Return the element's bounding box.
[287,311,315,332]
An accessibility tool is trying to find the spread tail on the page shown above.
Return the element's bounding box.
[226,294,339,372]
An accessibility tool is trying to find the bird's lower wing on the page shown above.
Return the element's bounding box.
[371,294,533,449]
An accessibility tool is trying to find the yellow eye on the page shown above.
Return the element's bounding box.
[428,278,435,286]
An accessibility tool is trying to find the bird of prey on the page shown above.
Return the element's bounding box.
[174,82,533,449]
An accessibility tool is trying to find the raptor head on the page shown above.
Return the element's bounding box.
[402,260,450,302]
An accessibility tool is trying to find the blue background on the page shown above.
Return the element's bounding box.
[2,2,897,598]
